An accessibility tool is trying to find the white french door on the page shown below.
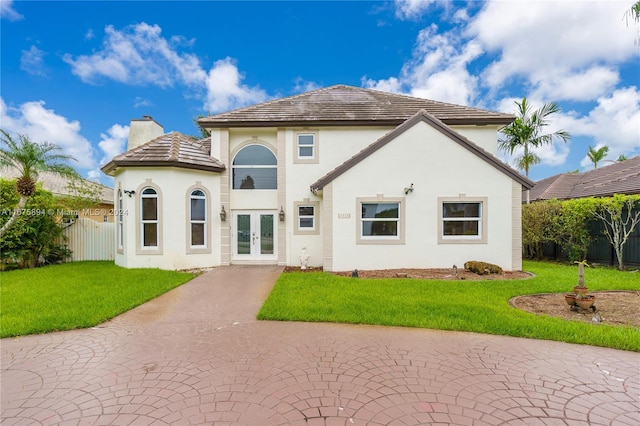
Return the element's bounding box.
[232,211,277,261]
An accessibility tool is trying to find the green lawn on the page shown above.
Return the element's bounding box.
[0,261,193,338]
[258,260,640,352]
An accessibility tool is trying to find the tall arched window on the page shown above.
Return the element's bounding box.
[232,145,277,189]
[117,189,123,251]
[141,188,158,247]
[190,189,206,247]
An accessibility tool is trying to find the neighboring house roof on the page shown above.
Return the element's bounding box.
[1,167,113,204]
[310,110,534,192]
[101,132,226,175]
[529,156,640,200]
[198,84,515,128]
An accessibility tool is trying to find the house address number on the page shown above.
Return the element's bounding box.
[337,213,351,219]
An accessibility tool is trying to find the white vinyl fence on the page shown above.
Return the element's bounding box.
[62,218,114,261]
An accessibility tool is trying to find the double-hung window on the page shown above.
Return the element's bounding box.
[293,201,320,235]
[294,131,319,163]
[438,198,487,243]
[298,206,315,230]
[357,198,405,244]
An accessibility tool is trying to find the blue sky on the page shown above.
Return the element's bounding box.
[1,0,639,186]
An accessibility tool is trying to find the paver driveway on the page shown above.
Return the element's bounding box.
[1,266,639,425]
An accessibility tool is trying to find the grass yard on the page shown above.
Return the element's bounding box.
[0,261,193,338]
[258,260,640,352]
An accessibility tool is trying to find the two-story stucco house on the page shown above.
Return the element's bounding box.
[101,85,533,271]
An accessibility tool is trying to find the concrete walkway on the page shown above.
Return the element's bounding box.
[1,266,638,425]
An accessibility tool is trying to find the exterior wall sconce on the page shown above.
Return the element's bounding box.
[404,183,414,195]
[220,205,227,222]
[279,206,285,222]
[124,190,136,197]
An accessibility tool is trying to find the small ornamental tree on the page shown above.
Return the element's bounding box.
[553,198,599,261]
[593,194,640,270]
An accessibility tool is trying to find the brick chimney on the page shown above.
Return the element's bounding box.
[128,116,164,150]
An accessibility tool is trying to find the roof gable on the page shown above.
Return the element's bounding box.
[199,84,515,128]
[310,110,533,192]
[101,132,225,175]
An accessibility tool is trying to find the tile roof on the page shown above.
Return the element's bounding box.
[310,110,534,192]
[1,167,113,203]
[529,156,640,200]
[198,85,515,128]
[101,132,225,175]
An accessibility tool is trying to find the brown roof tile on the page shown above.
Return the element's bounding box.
[199,85,515,128]
[310,110,533,192]
[101,132,225,175]
[529,156,640,200]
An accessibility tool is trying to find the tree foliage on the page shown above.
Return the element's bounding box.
[0,179,72,269]
[522,195,640,266]
[0,130,78,237]
[522,200,561,259]
[499,98,571,177]
[587,145,609,169]
[593,194,640,270]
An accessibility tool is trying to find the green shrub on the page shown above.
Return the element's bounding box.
[464,260,503,275]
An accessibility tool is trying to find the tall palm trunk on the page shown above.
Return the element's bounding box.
[0,195,27,238]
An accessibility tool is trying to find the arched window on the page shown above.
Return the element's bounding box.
[117,189,123,251]
[232,145,277,189]
[190,189,206,247]
[141,188,158,247]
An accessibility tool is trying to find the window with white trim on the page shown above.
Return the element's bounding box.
[298,205,315,231]
[232,144,277,189]
[141,188,158,247]
[297,133,315,159]
[190,189,206,247]
[442,202,482,239]
[294,131,319,163]
[361,202,399,239]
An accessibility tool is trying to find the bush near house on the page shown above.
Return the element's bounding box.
[523,195,640,268]
[0,179,72,269]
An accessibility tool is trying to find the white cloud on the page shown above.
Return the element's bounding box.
[20,45,47,77]
[0,98,97,170]
[292,78,321,94]
[562,87,640,159]
[469,0,638,101]
[98,123,129,165]
[64,22,266,113]
[204,58,268,112]
[394,0,440,20]
[0,0,23,21]
[364,24,481,105]
[63,23,206,87]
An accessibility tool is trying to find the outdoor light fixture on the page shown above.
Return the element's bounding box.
[279,206,285,222]
[220,205,227,222]
[124,190,135,197]
[404,183,414,195]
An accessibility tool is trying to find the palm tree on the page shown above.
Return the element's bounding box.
[617,154,628,162]
[587,145,610,169]
[0,130,78,237]
[499,98,571,177]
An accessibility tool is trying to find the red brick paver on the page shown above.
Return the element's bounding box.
[2,266,639,425]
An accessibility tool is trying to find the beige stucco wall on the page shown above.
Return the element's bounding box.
[114,167,221,270]
[324,121,518,271]
[453,125,502,155]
